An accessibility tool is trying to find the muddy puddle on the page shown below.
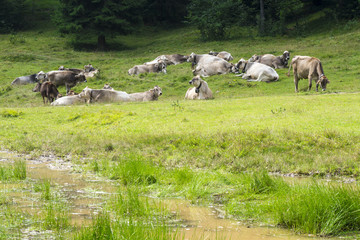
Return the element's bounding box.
[0,151,334,239]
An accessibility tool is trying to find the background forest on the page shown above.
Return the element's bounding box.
[1,0,359,49]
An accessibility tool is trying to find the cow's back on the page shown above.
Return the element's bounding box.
[47,71,75,86]
[292,56,314,78]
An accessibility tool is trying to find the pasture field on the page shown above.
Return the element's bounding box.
[1,7,360,238]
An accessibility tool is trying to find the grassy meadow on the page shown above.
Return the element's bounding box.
[1,3,360,238]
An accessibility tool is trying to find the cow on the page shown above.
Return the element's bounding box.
[185,76,213,100]
[39,81,62,104]
[51,95,84,106]
[128,61,167,75]
[46,70,86,94]
[145,54,189,65]
[66,90,78,96]
[187,52,221,69]
[103,84,114,91]
[58,66,84,75]
[235,58,279,82]
[192,60,236,77]
[11,71,46,85]
[128,86,162,102]
[84,64,95,72]
[78,87,130,104]
[287,55,330,92]
[249,51,290,69]
[209,51,234,62]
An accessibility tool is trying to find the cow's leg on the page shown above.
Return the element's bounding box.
[42,95,46,104]
[316,81,319,92]
[242,74,252,80]
[294,75,299,92]
[308,75,312,91]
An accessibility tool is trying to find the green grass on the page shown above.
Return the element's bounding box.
[75,187,178,240]
[0,160,26,181]
[274,182,360,236]
[1,5,360,238]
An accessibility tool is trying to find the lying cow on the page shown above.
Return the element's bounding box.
[209,51,234,62]
[103,84,114,91]
[193,60,235,77]
[128,61,167,75]
[249,51,290,69]
[58,66,84,75]
[235,58,279,82]
[79,87,130,104]
[185,76,213,100]
[128,86,162,102]
[51,95,84,106]
[146,54,188,65]
[11,71,46,85]
[287,55,330,92]
[40,81,62,104]
[187,52,221,68]
[46,70,87,94]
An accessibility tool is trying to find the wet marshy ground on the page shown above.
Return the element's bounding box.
[0,151,330,239]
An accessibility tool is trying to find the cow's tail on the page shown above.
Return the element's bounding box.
[318,61,325,75]
[286,61,292,77]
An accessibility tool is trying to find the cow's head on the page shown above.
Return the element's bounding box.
[153,85,162,96]
[317,74,330,91]
[283,51,290,61]
[103,84,114,91]
[36,71,47,82]
[84,64,94,72]
[75,72,87,83]
[235,58,247,73]
[149,86,162,100]
[66,90,77,96]
[56,93,63,99]
[187,52,196,63]
[248,55,259,62]
[79,86,91,102]
[189,75,202,87]
[59,66,65,70]
[229,63,237,73]
[156,61,167,74]
[32,82,42,92]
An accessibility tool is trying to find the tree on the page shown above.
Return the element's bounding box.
[55,0,145,50]
[0,0,26,33]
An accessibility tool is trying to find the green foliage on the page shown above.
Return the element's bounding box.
[187,0,251,40]
[0,0,27,33]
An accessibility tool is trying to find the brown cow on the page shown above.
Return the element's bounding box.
[287,55,330,92]
[40,81,62,104]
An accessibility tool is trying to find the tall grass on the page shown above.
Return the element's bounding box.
[274,182,360,236]
[75,187,177,240]
[0,160,26,181]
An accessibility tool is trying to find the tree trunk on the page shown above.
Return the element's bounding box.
[259,0,265,36]
[97,35,106,51]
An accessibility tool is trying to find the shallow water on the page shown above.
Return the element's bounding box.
[0,151,339,239]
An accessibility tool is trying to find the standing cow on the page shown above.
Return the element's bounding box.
[287,55,329,92]
[40,81,62,104]
[46,70,87,94]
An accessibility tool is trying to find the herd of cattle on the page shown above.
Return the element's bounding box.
[10,51,330,105]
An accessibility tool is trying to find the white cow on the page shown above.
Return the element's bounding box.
[51,96,84,106]
[235,58,279,82]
